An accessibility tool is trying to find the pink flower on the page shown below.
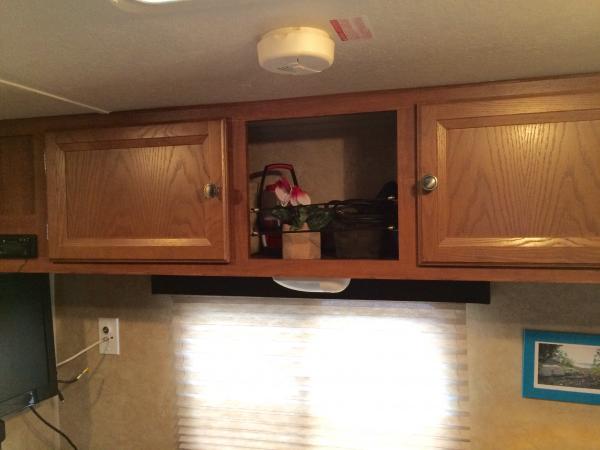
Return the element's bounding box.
[289,186,311,206]
[272,176,311,206]
[273,177,292,206]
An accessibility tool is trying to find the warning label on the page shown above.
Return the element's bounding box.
[329,16,373,41]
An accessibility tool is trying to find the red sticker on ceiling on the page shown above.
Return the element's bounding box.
[329,16,373,41]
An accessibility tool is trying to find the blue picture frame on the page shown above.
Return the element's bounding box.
[523,330,600,405]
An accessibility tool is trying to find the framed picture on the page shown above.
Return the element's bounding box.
[523,330,600,405]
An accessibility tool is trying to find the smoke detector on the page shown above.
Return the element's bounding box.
[257,27,335,75]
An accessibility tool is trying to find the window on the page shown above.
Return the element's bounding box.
[173,297,469,450]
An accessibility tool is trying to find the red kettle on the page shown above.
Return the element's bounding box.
[256,163,299,256]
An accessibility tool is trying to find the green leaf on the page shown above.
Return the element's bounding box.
[291,206,309,230]
[271,207,292,223]
[307,208,332,231]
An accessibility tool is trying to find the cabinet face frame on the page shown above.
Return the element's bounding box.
[418,93,600,267]
[1,73,600,282]
[0,135,48,255]
[46,120,229,262]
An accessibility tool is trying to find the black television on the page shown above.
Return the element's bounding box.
[0,274,58,438]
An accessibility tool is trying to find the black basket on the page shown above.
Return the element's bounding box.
[328,200,396,259]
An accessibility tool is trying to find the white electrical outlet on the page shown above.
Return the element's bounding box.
[98,318,120,355]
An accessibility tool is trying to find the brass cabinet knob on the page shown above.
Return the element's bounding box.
[421,174,438,192]
[203,183,221,199]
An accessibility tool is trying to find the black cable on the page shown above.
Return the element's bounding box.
[28,406,78,450]
[57,367,89,385]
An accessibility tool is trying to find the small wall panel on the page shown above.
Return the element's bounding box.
[0,135,46,250]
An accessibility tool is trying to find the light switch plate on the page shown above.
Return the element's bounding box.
[98,318,120,355]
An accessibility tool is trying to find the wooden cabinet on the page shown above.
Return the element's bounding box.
[1,73,599,281]
[45,120,229,261]
[418,93,600,266]
[0,135,47,253]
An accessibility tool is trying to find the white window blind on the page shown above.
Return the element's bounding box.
[173,297,470,450]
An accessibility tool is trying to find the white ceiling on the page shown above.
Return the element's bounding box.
[1,0,599,120]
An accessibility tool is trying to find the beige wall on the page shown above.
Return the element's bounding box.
[3,400,59,450]
[6,276,600,449]
[467,283,600,450]
[53,276,176,450]
[248,113,397,205]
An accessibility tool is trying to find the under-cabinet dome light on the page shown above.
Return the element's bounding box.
[272,277,351,293]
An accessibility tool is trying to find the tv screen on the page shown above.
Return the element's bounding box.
[0,274,58,419]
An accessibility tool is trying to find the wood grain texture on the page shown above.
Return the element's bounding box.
[46,120,229,261]
[419,94,600,266]
[0,135,47,253]
[229,119,250,263]
[63,140,210,239]
[0,73,599,281]
[397,107,418,266]
[0,256,599,283]
[0,135,35,215]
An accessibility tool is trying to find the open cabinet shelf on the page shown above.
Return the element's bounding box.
[247,111,398,261]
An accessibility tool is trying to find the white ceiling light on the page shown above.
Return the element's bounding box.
[257,27,335,76]
[110,0,193,13]
[113,0,189,4]
[110,0,260,13]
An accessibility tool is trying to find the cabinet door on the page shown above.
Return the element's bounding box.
[419,93,600,266]
[46,120,229,261]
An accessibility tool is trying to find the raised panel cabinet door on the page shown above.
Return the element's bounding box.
[46,120,229,261]
[418,93,600,266]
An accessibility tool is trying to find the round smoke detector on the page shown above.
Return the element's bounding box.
[257,27,335,75]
